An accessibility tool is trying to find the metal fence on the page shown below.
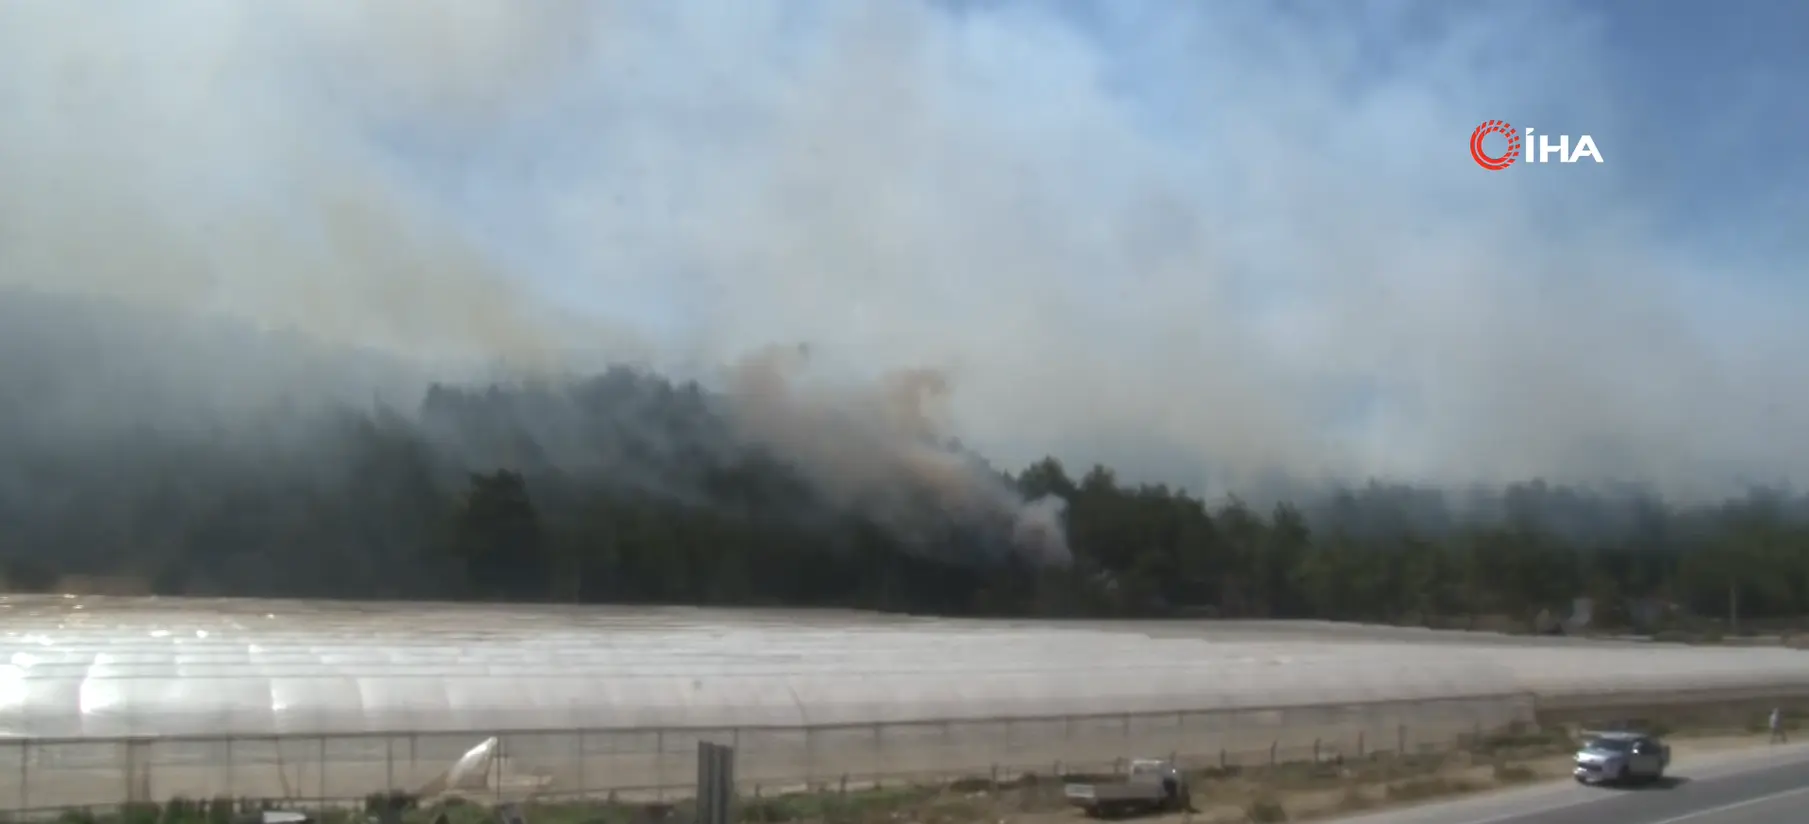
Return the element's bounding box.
[0,694,1534,814]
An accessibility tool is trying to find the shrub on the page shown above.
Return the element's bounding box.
[1246,796,1288,822]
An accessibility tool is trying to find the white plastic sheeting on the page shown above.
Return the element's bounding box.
[1,595,1807,739]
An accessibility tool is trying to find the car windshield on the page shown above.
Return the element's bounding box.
[1585,737,1635,752]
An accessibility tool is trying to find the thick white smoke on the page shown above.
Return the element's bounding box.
[724,345,1072,564]
[0,0,1804,519]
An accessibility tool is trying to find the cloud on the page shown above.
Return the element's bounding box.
[0,0,1803,499]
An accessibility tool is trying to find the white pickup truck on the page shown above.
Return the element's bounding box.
[1062,758,1191,817]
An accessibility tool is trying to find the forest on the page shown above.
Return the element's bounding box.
[1,290,1808,631]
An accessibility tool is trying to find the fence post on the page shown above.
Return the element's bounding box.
[807,726,821,789]
[1397,724,1406,754]
[18,739,28,813]
[575,730,586,794]
[386,735,395,792]
[124,739,137,804]
[734,730,748,793]
[1357,731,1365,758]
[1268,740,1277,766]
[656,729,666,801]
[317,735,327,801]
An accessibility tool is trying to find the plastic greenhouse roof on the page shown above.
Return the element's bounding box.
[2,596,1807,738]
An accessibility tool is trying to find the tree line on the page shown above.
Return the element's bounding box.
[1,292,1806,630]
[0,371,1806,632]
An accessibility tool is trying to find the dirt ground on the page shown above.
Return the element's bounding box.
[840,732,1778,824]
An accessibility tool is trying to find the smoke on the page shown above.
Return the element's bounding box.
[724,344,1072,564]
[0,1,628,373]
[1,0,1806,554]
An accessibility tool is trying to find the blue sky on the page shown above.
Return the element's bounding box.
[373,0,1809,324]
[0,0,1804,494]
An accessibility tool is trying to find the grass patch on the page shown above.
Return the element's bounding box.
[1383,776,1478,803]
[1471,724,1575,757]
[1491,762,1540,784]
[742,785,936,823]
[1244,796,1289,822]
[1333,786,1376,813]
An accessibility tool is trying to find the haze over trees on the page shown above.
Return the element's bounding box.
[3,3,1806,635]
[2,291,1807,631]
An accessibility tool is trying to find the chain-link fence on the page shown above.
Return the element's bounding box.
[0,694,1533,815]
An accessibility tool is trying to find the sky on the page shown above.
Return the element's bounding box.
[0,0,1805,498]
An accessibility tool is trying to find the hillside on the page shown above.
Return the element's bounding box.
[0,289,1806,626]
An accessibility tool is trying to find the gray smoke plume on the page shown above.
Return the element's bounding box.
[722,344,1072,564]
[0,0,1804,538]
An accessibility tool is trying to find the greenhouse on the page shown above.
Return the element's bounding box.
[3,595,1806,740]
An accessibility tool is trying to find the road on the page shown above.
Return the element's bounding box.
[1330,742,1809,824]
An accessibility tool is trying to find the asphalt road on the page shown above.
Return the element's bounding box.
[1330,742,1809,824]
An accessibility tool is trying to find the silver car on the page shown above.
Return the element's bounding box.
[1573,731,1670,785]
